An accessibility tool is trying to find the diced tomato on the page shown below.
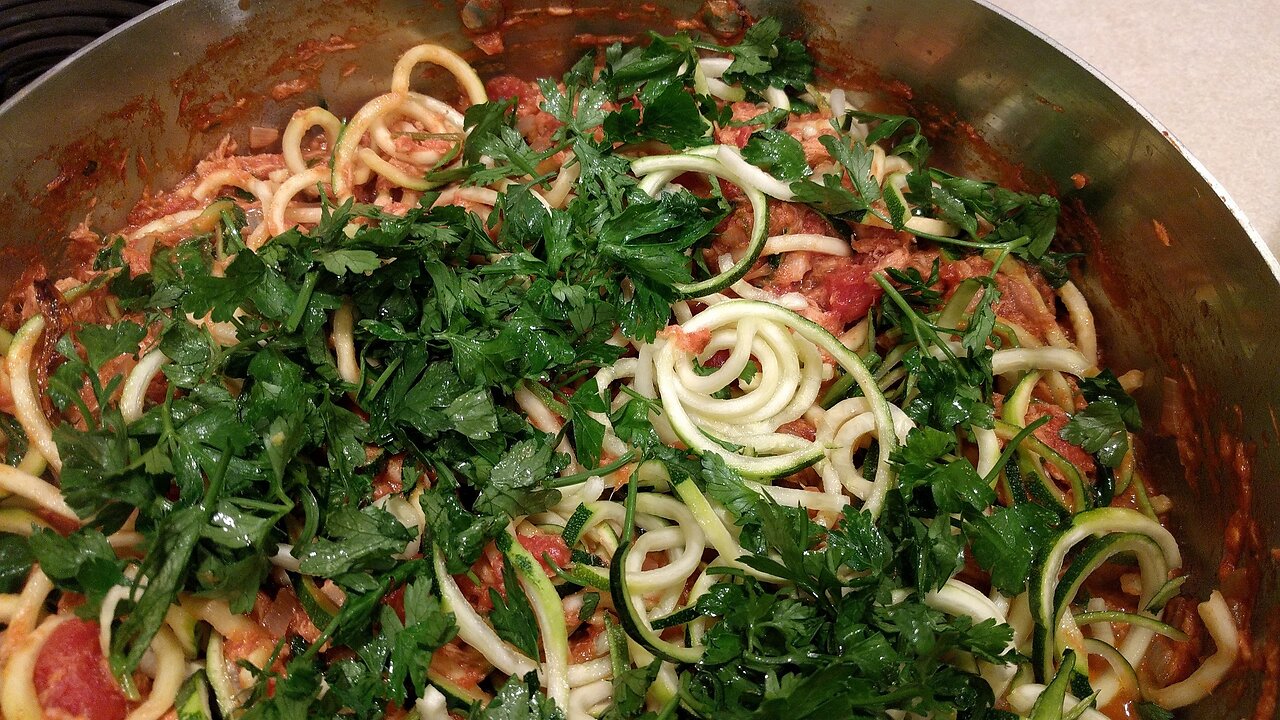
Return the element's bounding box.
[485,75,539,111]
[1144,595,1203,688]
[723,125,753,149]
[702,350,731,368]
[455,544,504,612]
[34,618,131,720]
[485,74,563,151]
[569,621,606,663]
[938,254,992,296]
[383,584,407,622]
[1027,403,1097,473]
[823,261,882,324]
[783,112,840,167]
[257,587,322,644]
[516,531,571,574]
[777,418,817,442]
[768,201,838,237]
[714,102,768,148]
[55,592,87,614]
[938,252,1059,342]
[429,637,491,689]
[384,702,414,720]
[372,453,405,500]
[659,326,712,355]
[455,530,571,612]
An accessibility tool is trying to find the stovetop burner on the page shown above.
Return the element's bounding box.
[1,0,165,102]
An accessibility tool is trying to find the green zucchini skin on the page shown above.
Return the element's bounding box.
[609,539,704,664]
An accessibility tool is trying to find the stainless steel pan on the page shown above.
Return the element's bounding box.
[0,1,1274,714]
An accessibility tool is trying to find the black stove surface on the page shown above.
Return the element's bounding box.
[1,0,165,102]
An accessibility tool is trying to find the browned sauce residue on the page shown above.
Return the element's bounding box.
[1153,218,1171,247]
[270,78,313,101]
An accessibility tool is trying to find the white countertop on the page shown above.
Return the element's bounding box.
[988,0,1280,254]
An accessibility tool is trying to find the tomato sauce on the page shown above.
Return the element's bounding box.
[454,530,571,611]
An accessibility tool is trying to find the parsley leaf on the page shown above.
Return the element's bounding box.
[567,379,608,469]
[422,484,506,575]
[0,535,33,593]
[1078,370,1142,430]
[742,129,809,181]
[472,672,565,720]
[318,248,381,276]
[701,453,761,524]
[477,435,565,517]
[634,82,710,149]
[1059,400,1130,468]
[965,503,1060,595]
[489,557,540,658]
[721,17,814,92]
[297,505,415,577]
[602,658,661,720]
[829,509,891,574]
[77,321,146,370]
[28,527,124,609]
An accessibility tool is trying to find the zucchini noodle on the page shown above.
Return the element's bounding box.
[120,349,168,423]
[1143,591,1239,709]
[1,614,67,720]
[282,107,343,176]
[5,316,59,473]
[1058,280,1098,369]
[332,302,360,385]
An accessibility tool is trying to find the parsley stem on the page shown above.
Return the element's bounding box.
[981,414,1051,486]
[903,226,1031,252]
[521,380,569,419]
[361,356,402,403]
[819,371,858,409]
[297,487,320,546]
[654,694,680,720]
[233,497,293,512]
[61,268,118,302]
[549,450,638,488]
[620,459,641,546]
[51,376,98,432]
[985,235,1028,277]
[744,651,821,666]
[873,272,957,362]
[285,271,319,333]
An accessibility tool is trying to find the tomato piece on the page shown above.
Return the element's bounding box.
[372,453,405,501]
[824,262,882,324]
[485,75,537,110]
[430,637,491,689]
[1028,403,1097,473]
[454,531,571,613]
[517,531,571,575]
[383,584,407,622]
[34,618,130,720]
[777,418,817,442]
[702,350,731,368]
[569,621,606,663]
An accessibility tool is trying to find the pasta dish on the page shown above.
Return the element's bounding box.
[0,19,1244,720]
